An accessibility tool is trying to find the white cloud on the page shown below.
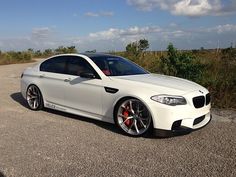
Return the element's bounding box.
[1,24,236,52]
[31,27,52,40]
[88,26,162,41]
[216,24,236,33]
[89,28,119,39]
[172,0,216,16]
[73,24,236,51]
[127,0,236,17]
[85,12,99,17]
[169,23,178,27]
[84,11,114,17]
[0,27,61,51]
[100,11,114,16]
[127,0,159,11]
[206,24,236,33]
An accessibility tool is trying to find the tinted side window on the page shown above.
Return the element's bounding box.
[90,56,148,76]
[67,56,95,76]
[40,56,67,74]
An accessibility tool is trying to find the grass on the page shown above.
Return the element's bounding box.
[0,51,33,65]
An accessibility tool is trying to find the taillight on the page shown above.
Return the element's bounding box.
[21,73,24,78]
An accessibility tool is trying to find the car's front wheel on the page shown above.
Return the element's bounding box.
[26,85,43,110]
[115,98,152,136]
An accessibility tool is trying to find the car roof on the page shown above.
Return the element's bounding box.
[44,53,120,61]
[80,52,118,58]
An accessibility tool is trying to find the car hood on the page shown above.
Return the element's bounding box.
[110,74,205,94]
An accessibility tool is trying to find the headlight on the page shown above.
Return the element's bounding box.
[151,95,187,106]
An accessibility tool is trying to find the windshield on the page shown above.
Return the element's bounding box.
[90,56,149,76]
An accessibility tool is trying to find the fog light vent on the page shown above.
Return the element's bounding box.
[171,120,182,130]
[193,115,205,125]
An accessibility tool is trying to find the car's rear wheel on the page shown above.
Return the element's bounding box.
[26,85,43,110]
[115,98,152,136]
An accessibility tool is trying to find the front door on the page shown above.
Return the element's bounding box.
[63,56,103,116]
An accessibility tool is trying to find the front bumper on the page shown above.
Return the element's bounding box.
[153,114,212,137]
[146,90,211,133]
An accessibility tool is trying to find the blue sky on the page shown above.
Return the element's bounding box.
[0,0,236,52]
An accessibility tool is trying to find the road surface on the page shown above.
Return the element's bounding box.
[0,61,235,177]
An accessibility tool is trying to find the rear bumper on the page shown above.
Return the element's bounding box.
[153,114,212,137]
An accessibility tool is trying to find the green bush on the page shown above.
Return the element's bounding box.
[199,48,236,108]
[160,43,205,83]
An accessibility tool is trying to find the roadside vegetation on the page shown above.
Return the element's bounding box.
[0,46,78,65]
[0,41,235,108]
[0,51,32,65]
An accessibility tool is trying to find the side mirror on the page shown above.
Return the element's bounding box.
[80,72,96,79]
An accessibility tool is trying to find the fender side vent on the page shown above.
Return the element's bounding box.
[104,87,119,94]
[205,93,211,105]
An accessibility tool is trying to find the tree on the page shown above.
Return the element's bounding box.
[55,46,67,54]
[28,48,34,53]
[43,49,53,56]
[27,48,34,57]
[67,46,78,53]
[34,50,42,57]
[86,49,96,53]
[55,46,78,54]
[125,39,150,57]
[138,39,149,51]
[126,42,139,57]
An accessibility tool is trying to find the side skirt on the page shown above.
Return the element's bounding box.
[44,100,114,124]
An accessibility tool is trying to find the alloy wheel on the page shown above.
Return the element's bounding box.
[116,99,152,136]
[26,85,43,110]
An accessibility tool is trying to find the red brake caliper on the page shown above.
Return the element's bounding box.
[123,109,132,126]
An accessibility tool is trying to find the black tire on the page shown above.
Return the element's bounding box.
[114,98,152,137]
[26,85,44,111]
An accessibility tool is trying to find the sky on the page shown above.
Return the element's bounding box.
[0,0,236,52]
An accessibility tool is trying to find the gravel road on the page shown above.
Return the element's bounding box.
[0,61,235,177]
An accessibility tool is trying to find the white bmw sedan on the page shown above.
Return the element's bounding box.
[21,53,211,137]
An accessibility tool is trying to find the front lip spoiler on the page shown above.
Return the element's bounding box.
[153,115,212,138]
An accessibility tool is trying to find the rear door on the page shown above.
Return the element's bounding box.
[39,56,68,105]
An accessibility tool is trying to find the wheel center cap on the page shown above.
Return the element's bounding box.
[133,114,138,119]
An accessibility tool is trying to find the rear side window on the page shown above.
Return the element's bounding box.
[40,56,68,74]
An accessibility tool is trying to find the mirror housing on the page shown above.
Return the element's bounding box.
[80,72,96,79]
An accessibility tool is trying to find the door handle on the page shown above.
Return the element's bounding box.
[64,78,71,82]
